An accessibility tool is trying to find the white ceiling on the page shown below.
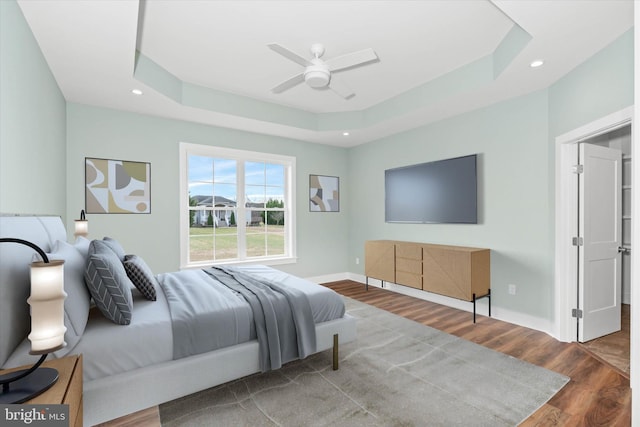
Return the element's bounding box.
[17,0,634,147]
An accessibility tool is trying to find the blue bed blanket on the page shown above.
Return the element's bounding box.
[157,269,254,360]
[157,266,317,372]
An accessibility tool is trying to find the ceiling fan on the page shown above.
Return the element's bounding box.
[268,43,379,99]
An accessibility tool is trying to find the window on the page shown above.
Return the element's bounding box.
[180,143,296,268]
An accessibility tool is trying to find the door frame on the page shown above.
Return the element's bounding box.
[554,105,633,343]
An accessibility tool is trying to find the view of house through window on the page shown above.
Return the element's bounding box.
[180,143,295,267]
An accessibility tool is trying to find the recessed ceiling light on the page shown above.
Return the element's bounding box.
[131,89,143,95]
[530,60,544,68]
[342,132,350,136]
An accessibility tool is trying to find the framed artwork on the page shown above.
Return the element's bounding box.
[309,174,339,212]
[85,157,151,214]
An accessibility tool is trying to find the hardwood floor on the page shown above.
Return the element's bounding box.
[329,281,631,427]
[96,281,631,427]
[580,304,630,378]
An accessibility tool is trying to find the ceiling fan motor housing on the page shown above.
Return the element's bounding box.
[304,58,330,88]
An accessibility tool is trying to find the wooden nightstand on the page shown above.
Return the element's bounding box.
[2,355,83,427]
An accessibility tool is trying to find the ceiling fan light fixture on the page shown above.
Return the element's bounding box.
[269,43,377,98]
[304,66,330,88]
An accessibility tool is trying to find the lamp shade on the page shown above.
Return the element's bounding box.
[74,209,88,237]
[74,220,88,237]
[27,260,67,354]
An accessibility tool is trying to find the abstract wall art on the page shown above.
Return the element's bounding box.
[85,157,151,214]
[309,174,339,212]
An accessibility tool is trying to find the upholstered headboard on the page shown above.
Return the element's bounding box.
[0,215,67,366]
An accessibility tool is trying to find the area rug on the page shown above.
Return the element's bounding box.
[160,297,569,426]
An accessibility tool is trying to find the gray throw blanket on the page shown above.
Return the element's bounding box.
[205,266,317,372]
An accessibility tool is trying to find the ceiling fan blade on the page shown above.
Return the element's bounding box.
[267,43,313,67]
[328,75,355,99]
[326,48,379,72]
[271,73,305,93]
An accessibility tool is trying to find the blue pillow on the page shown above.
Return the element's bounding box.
[73,236,91,258]
[102,236,126,262]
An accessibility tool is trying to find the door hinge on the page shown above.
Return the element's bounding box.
[572,308,583,319]
[572,237,584,246]
[572,164,584,174]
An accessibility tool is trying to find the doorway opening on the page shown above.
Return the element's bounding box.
[554,107,633,378]
[578,125,631,376]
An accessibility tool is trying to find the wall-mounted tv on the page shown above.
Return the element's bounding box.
[385,154,478,224]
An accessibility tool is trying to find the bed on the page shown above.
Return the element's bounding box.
[0,215,356,425]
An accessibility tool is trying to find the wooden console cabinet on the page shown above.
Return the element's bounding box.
[365,240,491,321]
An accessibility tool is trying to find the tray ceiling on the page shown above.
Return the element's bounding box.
[17,0,634,147]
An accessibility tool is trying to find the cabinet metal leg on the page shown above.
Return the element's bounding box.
[332,334,339,370]
[473,293,477,323]
[472,290,491,324]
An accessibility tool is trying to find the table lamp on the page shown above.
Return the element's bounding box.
[74,209,88,238]
[0,238,67,403]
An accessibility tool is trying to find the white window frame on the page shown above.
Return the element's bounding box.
[179,142,296,269]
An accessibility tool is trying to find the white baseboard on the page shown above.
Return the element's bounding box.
[307,272,555,340]
[305,272,350,285]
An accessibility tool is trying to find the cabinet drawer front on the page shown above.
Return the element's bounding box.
[395,244,421,260]
[396,271,422,289]
[396,258,421,275]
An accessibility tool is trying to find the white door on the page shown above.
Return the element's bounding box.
[578,143,622,342]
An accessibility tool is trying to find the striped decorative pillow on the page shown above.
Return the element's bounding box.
[85,240,133,325]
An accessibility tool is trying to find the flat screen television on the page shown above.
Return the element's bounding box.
[385,154,477,224]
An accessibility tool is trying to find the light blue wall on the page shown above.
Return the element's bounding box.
[0,1,66,217]
[347,29,633,322]
[549,29,634,138]
[66,104,349,276]
[348,90,552,319]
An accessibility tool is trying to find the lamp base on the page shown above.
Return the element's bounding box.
[0,367,59,403]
